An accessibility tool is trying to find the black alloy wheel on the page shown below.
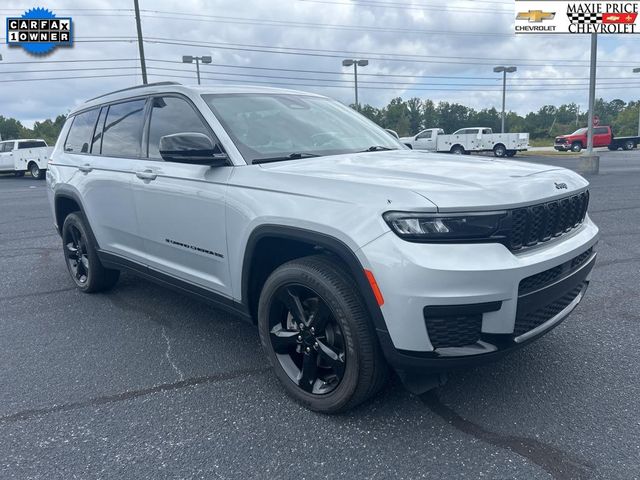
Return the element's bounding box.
[268,284,346,395]
[64,223,90,286]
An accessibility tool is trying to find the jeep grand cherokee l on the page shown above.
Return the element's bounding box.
[47,82,599,413]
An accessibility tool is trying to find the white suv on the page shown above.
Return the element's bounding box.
[47,82,599,413]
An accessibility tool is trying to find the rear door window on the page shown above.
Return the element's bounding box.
[594,127,609,135]
[101,99,146,158]
[65,109,100,154]
[18,140,47,149]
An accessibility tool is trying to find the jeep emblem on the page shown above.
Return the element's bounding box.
[555,182,568,190]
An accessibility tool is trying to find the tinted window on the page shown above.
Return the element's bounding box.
[594,127,608,135]
[65,109,100,153]
[18,140,47,149]
[91,107,107,154]
[101,99,146,157]
[147,96,212,159]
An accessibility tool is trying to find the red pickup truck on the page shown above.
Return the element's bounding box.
[555,126,639,152]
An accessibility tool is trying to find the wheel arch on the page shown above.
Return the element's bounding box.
[449,144,464,153]
[241,225,387,334]
[53,187,101,249]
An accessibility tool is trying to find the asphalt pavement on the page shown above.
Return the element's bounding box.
[0,150,639,479]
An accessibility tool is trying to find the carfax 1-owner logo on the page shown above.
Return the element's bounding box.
[515,1,639,33]
[6,7,73,55]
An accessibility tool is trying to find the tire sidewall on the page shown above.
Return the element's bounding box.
[62,213,94,292]
[572,142,582,152]
[30,164,40,178]
[493,145,506,157]
[257,262,363,412]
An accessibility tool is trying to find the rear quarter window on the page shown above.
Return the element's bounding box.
[65,109,100,154]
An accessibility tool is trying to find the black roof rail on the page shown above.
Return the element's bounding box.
[85,81,182,103]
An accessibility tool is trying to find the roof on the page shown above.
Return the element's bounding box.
[0,138,46,143]
[72,82,326,116]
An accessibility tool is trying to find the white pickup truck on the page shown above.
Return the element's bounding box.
[400,127,529,157]
[0,139,52,179]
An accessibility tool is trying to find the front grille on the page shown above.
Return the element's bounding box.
[506,191,589,251]
[514,284,584,337]
[519,247,593,295]
[425,314,482,349]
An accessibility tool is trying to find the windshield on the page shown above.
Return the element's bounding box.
[571,128,587,135]
[202,93,403,163]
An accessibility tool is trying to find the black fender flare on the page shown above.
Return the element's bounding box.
[53,186,101,249]
[241,224,389,336]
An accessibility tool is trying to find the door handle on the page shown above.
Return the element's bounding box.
[136,169,157,181]
[78,164,92,173]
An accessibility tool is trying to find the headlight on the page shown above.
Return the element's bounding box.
[383,211,506,242]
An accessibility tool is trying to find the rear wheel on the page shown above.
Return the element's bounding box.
[14,171,24,177]
[62,213,119,293]
[624,140,635,151]
[571,142,582,153]
[258,255,388,413]
[450,145,465,155]
[608,146,618,151]
[29,163,45,180]
[493,144,507,157]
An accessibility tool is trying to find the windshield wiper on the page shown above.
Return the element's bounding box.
[360,146,397,152]
[253,152,322,164]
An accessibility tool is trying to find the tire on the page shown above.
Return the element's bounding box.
[608,146,618,151]
[29,163,45,180]
[493,144,506,157]
[506,150,516,157]
[450,145,464,155]
[258,255,388,413]
[571,142,582,153]
[61,212,119,293]
[14,171,24,177]
[624,140,635,151]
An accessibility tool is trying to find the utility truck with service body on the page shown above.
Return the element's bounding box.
[47,83,598,413]
[0,139,52,179]
[400,127,529,157]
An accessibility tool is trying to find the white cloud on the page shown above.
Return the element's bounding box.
[0,0,637,126]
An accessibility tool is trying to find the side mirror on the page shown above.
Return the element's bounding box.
[384,128,399,139]
[159,132,228,165]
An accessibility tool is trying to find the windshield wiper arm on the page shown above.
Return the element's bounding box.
[253,152,321,164]
[360,146,397,152]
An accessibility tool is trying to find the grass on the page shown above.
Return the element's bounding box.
[528,137,555,148]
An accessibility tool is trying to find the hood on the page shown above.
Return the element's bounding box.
[259,150,589,212]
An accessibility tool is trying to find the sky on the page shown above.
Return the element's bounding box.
[0,0,639,127]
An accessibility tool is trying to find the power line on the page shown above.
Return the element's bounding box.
[296,0,512,14]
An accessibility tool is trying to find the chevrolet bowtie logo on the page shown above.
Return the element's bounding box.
[517,10,556,22]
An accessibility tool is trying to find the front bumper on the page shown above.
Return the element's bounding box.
[555,143,570,151]
[359,216,599,371]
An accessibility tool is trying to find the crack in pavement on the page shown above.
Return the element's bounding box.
[161,326,185,381]
[420,391,595,480]
[0,286,76,302]
[0,367,269,425]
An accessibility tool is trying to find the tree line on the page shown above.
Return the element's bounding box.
[1,97,639,145]
[358,97,640,139]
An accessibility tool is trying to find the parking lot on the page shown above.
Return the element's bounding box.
[0,150,638,480]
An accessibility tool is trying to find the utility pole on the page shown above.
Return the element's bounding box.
[133,0,147,84]
[633,68,640,136]
[586,34,597,154]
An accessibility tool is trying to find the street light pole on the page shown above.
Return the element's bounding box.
[633,68,640,136]
[493,66,517,133]
[342,59,369,111]
[182,55,212,85]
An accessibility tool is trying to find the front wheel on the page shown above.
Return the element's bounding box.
[571,142,582,153]
[258,255,388,413]
[62,213,119,292]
